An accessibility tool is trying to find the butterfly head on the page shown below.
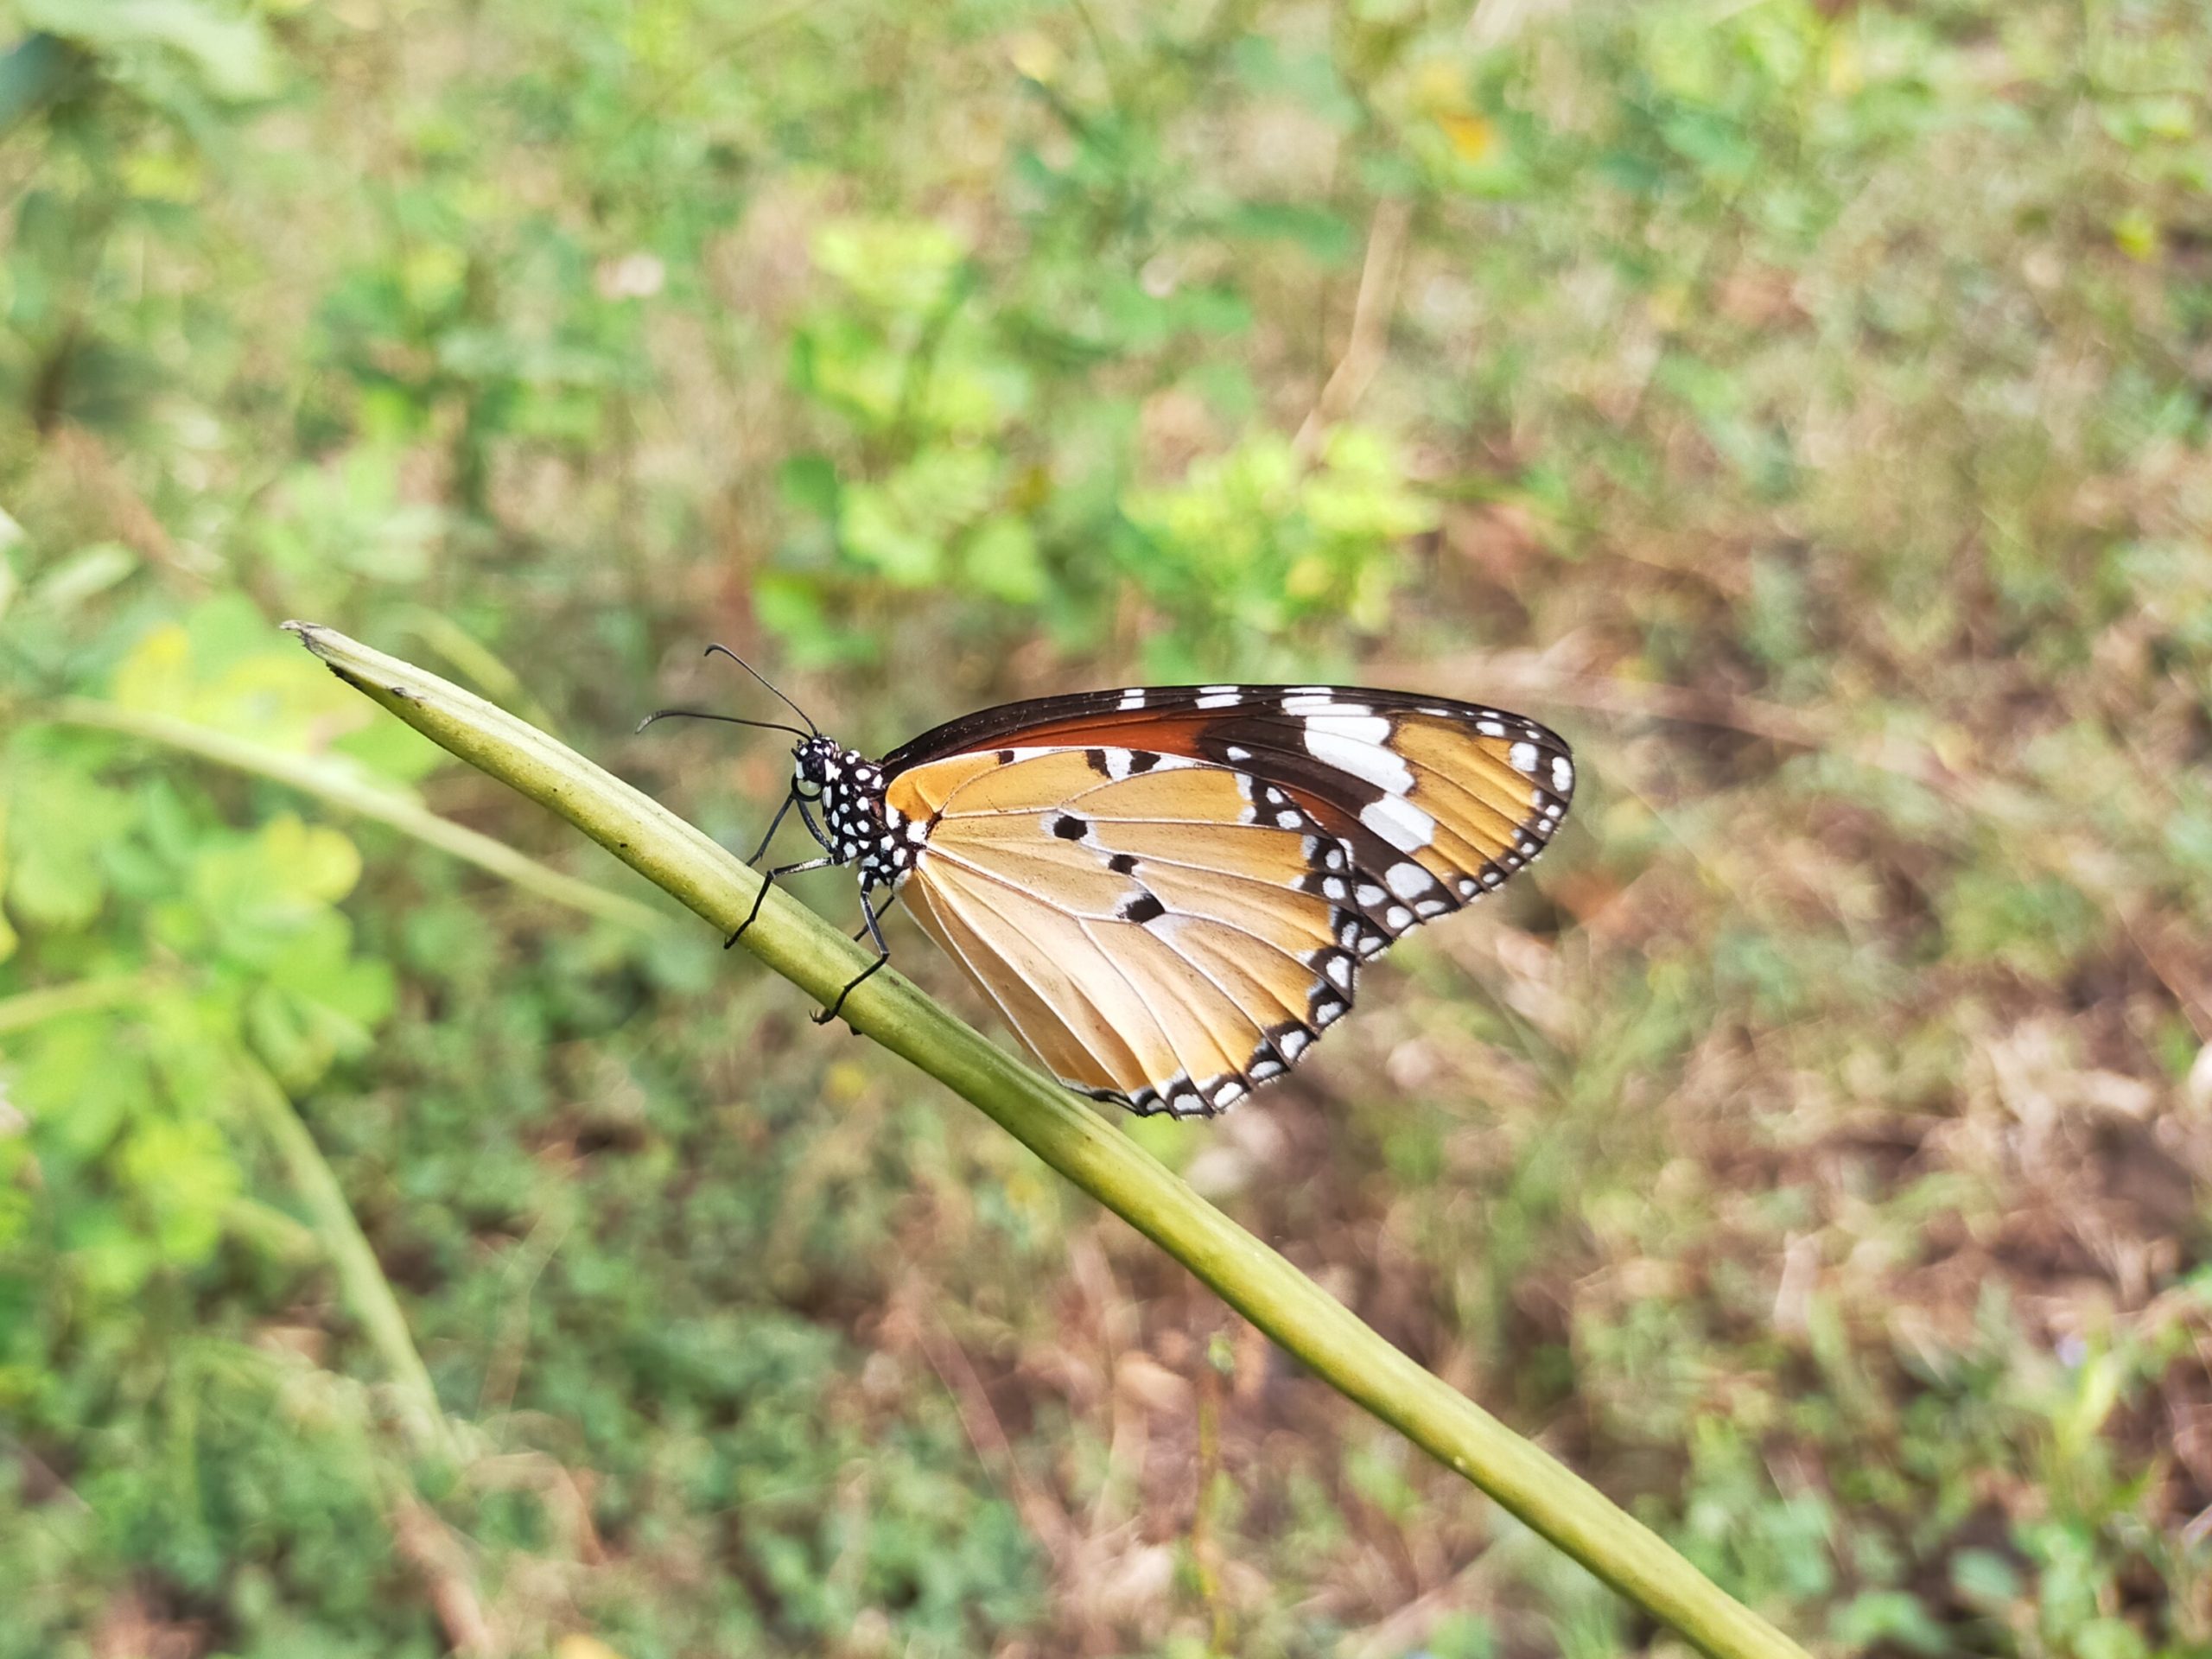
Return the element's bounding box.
[790,734,846,800]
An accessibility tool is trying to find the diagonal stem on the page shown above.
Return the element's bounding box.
[282,619,1809,1659]
[234,1052,459,1464]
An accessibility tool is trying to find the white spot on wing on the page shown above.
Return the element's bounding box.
[1117,689,1147,709]
[1304,713,1391,744]
[1282,692,1369,715]
[1385,904,1413,931]
[1552,754,1574,792]
[1386,860,1434,899]
[1362,793,1437,853]
[1196,691,1240,709]
[1303,721,1413,793]
[1509,741,1540,773]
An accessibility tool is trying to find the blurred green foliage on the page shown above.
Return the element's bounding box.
[4,0,2212,1654]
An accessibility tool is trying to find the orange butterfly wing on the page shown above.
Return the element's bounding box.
[880,688,1573,1117]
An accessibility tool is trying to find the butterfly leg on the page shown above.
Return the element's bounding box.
[724,787,841,950]
[725,853,838,950]
[740,788,803,866]
[812,885,891,1027]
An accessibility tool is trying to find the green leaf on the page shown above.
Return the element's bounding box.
[187,815,364,969]
[779,454,842,518]
[753,573,875,668]
[236,908,392,1089]
[254,445,442,588]
[810,218,968,316]
[24,0,280,100]
[959,518,1046,604]
[62,1202,162,1300]
[841,487,944,586]
[3,754,133,931]
[840,448,1000,588]
[13,1014,154,1166]
[1826,1590,1948,1654]
[1216,201,1357,264]
[116,1114,239,1268]
[1948,1548,2018,1608]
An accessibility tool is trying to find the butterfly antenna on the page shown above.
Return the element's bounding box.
[702,643,821,736]
[636,709,810,739]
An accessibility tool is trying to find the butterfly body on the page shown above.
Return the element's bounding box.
[791,734,910,887]
[739,683,1575,1120]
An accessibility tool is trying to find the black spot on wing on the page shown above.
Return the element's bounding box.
[1120,891,1166,925]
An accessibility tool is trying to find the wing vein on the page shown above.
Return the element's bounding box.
[919,842,1329,985]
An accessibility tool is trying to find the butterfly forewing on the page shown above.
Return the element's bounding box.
[880,687,1573,1117]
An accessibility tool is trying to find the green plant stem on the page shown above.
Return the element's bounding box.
[41,696,670,933]
[283,620,1810,1659]
[0,971,154,1036]
[234,1053,458,1463]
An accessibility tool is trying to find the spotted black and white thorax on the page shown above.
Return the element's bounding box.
[791,734,910,889]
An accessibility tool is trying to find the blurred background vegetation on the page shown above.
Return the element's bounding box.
[3,0,2210,1654]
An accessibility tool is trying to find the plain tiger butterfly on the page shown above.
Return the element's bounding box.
[645,649,1574,1118]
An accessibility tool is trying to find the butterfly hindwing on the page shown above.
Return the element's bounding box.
[878,689,1573,1117]
[887,749,1356,1115]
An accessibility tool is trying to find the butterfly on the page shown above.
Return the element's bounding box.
[645,649,1574,1118]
